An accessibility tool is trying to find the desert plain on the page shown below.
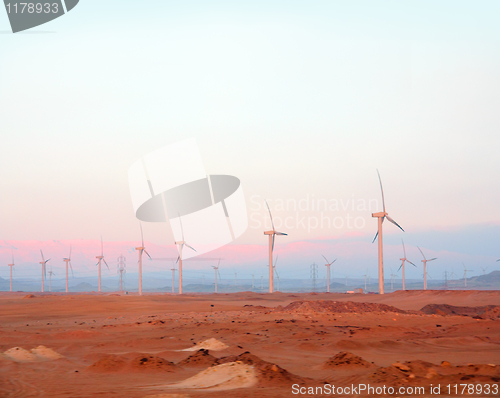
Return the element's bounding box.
[0,290,499,397]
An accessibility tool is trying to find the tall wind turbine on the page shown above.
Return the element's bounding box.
[7,251,15,292]
[371,170,405,294]
[174,216,196,295]
[39,250,50,293]
[480,266,488,275]
[212,259,221,293]
[63,246,73,293]
[48,268,55,292]
[463,263,473,287]
[390,267,397,291]
[417,246,436,290]
[321,255,337,293]
[398,239,416,291]
[273,256,280,292]
[264,201,287,293]
[95,236,109,292]
[135,224,152,296]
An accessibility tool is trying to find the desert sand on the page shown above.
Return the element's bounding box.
[0,290,499,397]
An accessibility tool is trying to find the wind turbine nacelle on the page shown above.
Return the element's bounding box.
[372,212,386,217]
[264,231,274,235]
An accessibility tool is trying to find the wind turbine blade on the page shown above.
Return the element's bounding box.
[185,243,197,252]
[274,255,279,268]
[428,258,437,262]
[40,249,45,262]
[103,259,109,270]
[376,169,386,213]
[417,246,426,260]
[69,262,74,276]
[275,232,287,236]
[265,200,275,231]
[175,255,180,264]
[331,258,337,265]
[46,258,51,264]
[217,258,221,267]
[95,262,99,267]
[321,254,329,264]
[397,263,403,272]
[402,239,407,257]
[271,234,275,252]
[372,230,379,243]
[497,259,500,262]
[69,245,72,259]
[386,215,404,232]
[218,270,222,280]
[408,260,417,267]
[144,250,152,260]
[101,235,104,256]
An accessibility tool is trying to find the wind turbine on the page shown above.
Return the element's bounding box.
[273,256,280,292]
[363,270,369,292]
[417,246,436,290]
[39,250,50,293]
[264,201,287,293]
[135,224,152,296]
[174,216,196,295]
[398,239,416,291]
[480,266,488,275]
[390,267,397,291]
[212,259,221,293]
[251,274,255,290]
[463,263,473,287]
[371,170,405,294]
[95,236,109,292]
[321,255,337,293]
[62,247,73,293]
[48,268,55,292]
[7,251,15,292]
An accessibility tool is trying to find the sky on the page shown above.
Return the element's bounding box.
[0,1,499,282]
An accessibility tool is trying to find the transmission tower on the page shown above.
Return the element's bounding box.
[310,263,318,292]
[117,254,126,292]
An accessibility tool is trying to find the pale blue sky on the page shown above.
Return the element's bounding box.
[1,1,499,279]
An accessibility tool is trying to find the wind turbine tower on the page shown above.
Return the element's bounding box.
[135,224,152,296]
[212,259,221,293]
[48,268,55,292]
[463,263,473,288]
[95,236,109,292]
[62,246,73,293]
[398,239,416,291]
[273,256,280,292]
[264,201,287,293]
[39,250,50,293]
[371,170,405,295]
[322,255,337,293]
[417,246,437,290]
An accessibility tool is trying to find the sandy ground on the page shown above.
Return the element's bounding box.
[0,290,499,397]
